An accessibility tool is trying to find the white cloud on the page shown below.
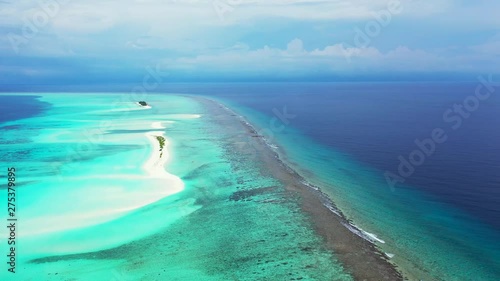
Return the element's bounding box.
[160,38,457,74]
[471,34,500,56]
[0,0,456,33]
[2,0,499,77]
[286,38,305,55]
[51,7,116,33]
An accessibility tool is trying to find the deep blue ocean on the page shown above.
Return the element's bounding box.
[121,82,499,229]
[170,82,500,229]
[162,82,500,279]
[0,95,50,124]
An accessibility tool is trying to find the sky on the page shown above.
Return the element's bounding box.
[0,0,499,84]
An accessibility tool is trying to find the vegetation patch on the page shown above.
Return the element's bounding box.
[156,136,166,157]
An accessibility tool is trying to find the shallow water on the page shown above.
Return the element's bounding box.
[0,93,354,280]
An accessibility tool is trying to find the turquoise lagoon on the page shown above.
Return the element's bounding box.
[0,93,353,280]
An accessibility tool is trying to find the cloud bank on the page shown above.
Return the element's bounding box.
[0,0,499,83]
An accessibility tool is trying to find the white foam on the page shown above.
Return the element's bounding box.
[322,202,341,216]
[342,222,386,244]
[363,230,386,244]
[165,114,201,119]
[99,102,152,112]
